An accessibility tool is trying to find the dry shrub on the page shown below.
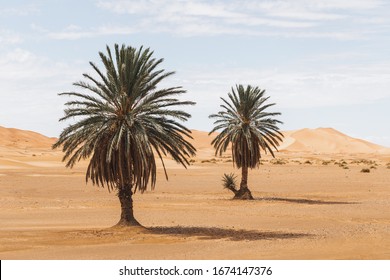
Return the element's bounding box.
[351,159,377,166]
[271,158,288,165]
[201,158,218,163]
[334,160,349,169]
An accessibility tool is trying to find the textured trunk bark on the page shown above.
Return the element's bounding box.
[234,165,254,200]
[116,187,141,227]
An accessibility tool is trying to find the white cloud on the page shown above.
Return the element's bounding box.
[29,23,49,35]
[37,0,387,40]
[173,62,390,110]
[0,49,87,136]
[308,0,382,10]
[47,24,138,40]
[97,0,316,28]
[0,29,23,45]
[48,30,96,40]
[0,49,72,80]
[246,0,383,12]
[0,4,39,16]
[89,0,388,39]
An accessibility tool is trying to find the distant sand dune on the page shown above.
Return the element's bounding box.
[280,127,390,154]
[0,126,56,149]
[1,126,389,161]
[190,127,390,156]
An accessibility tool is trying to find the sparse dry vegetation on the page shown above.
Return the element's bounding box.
[201,158,217,163]
[291,160,302,164]
[271,158,288,165]
[331,159,349,169]
[361,168,370,173]
[351,159,378,166]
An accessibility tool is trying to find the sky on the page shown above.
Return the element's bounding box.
[1,0,390,146]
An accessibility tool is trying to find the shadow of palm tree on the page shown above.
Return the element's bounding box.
[147,226,310,241]
[258,197,358,205]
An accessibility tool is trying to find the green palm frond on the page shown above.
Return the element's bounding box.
[53,44,196,193]
[209,84,283,169]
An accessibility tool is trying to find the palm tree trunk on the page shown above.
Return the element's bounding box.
[116,186,141,226]
[234,165,254,200]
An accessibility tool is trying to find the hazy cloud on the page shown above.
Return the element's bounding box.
[48,24,138,40]
[0,4,39,16]
[0,29,23,45]
[0,49,86,135]
[92,0,386,39]
[174,63,390,109]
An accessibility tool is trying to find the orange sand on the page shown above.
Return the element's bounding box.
[0,126,389,259]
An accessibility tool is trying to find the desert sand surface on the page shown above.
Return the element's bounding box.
[0,125,389,259]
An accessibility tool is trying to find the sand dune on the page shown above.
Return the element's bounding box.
[1,125,390,259]
[190,127,390,156]
[0,126,60,168]
[0,125,56,150]
[280,128,390,154]
[1,125,388,156]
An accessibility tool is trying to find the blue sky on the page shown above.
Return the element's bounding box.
[1,0,390,146]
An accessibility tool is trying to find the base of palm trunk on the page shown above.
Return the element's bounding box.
[115,217,142,227]
[233,187,254,200]
[117,187,142,227]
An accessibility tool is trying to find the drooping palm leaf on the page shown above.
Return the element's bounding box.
[53,44,196,193]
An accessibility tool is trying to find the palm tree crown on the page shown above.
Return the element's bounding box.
[209,84,283,199]
[210,84,283,166]
[53,44,196,225]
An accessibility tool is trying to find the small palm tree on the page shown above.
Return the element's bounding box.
[53,44,196,226]
[209,84,283,199]
[222,173,238,195]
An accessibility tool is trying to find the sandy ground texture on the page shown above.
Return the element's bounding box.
[0,126,390,259]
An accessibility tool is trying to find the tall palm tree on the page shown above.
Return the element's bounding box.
[53,44,196,226]
[209,84,283,200]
